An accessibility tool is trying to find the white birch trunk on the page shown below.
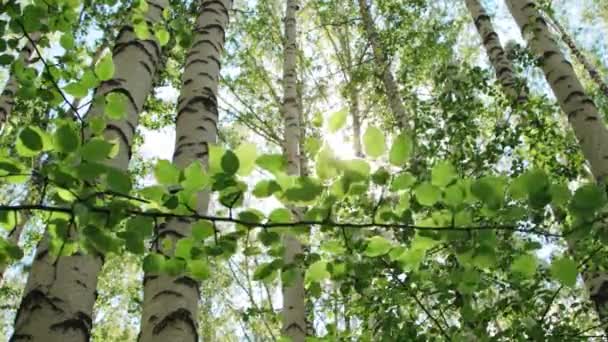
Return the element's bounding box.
[507,0,608,326]
[139,1,232,341]
[465,0,527,103]
[11,1,168,341]
[0,32,41,131]
[357,0,409,131]
[281,0,307,340]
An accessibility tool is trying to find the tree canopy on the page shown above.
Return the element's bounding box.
[1,0,608,340]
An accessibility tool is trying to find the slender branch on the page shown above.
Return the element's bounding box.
[0,204,563,237]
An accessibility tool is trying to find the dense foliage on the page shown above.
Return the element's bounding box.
[1,0,608,340]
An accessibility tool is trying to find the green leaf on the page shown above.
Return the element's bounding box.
[105,167,132,194]
[415,182,441,206]
[192,220,214,241]
[189,260,210,280]
[391,172,416,191]
[221,150,240,175]
[64,82,88,98]
[327,108,347,133]
[175,238,195,260]
[253,180,282,198]
[550,257,578,287]
[54,123,80,153]
[471,176,505,210]
[363,126,386,158]
[256,154,287,174]
[18,126,43,153]
[105,92,128,120]
[0,211,18,230]
[143,253,165,273]
[511,254,537,278]
[235,143,257,176]
[364,236,392,257]
[154,159,180,185]
[134,21,150,39]
[60,33,75,50]
[155,28,170,46]
[570,184,606,217]
[81,138,114,162]
[371,167,390,185]
[389,133,413,166]
[306,260,330,282]
[182,161,209,191]
[431,161,457,188]
[95,53,115,81]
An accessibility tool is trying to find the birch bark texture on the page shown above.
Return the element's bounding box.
[281,0,307,340]
[0,31,41,131]
[465,0,527,103]
[139,1,231,341]
[544,13,608,99]
[506,0,608,324]
[506,0,608,183]
[11,1,168,341]
[357,0,409,131]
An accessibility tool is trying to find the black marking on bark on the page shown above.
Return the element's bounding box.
[152,290,184,300]
[105,124,132,160]
[144,275,159,285]
[113,41,157,69]
[174,276,199,291]
[139,60,153,75]
[9,334,33,341]
[49,313,92,340]
[184,58,208,70]
[585,116,598,121]
[591,280,608,315]
[564,91,585,104]
[191,38,220,54]
[152,308,198,340]
[146,0,165,12]
[106,87,139,113]
[553,75,569,85]
[157,229,186,239]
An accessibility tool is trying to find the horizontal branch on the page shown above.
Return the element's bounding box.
[0,204,563,237]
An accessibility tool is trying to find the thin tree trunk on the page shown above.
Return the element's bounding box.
[281,0,307,340]
[11,2,168,341]
[340,24,363,157]
[507,0,608,326]
[0,32,41,131]
[464,0,527,103]
[357,0,409,131]
[544,12,608,99]
[139,1,231,341]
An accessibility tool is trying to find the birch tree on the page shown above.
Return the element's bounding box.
[507,0,608,325]
[139,0,232,340]
[357,0,409,131]
[11,1,168,340]
[465,0,527,103]
[281,0,307,340]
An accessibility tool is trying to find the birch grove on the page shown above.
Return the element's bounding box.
[1,0,608,340]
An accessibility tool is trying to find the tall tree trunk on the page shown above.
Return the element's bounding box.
[139,1,231,341]
[0,32,41,131]
[0,43,108,284]
[281,0,307,340]
[507,0,608,326]
[11,1,168,341]
[544,12,608,99]
[464,0,527,103]
[357,0,409,131]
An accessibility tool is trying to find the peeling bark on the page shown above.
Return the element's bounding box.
[507,0,608,327]
[0,31,41,131]
[139,1,232,341]
[357,0,409,131]
[281,0,307,341]
[11,1,168,341]
[465,0,527,103]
